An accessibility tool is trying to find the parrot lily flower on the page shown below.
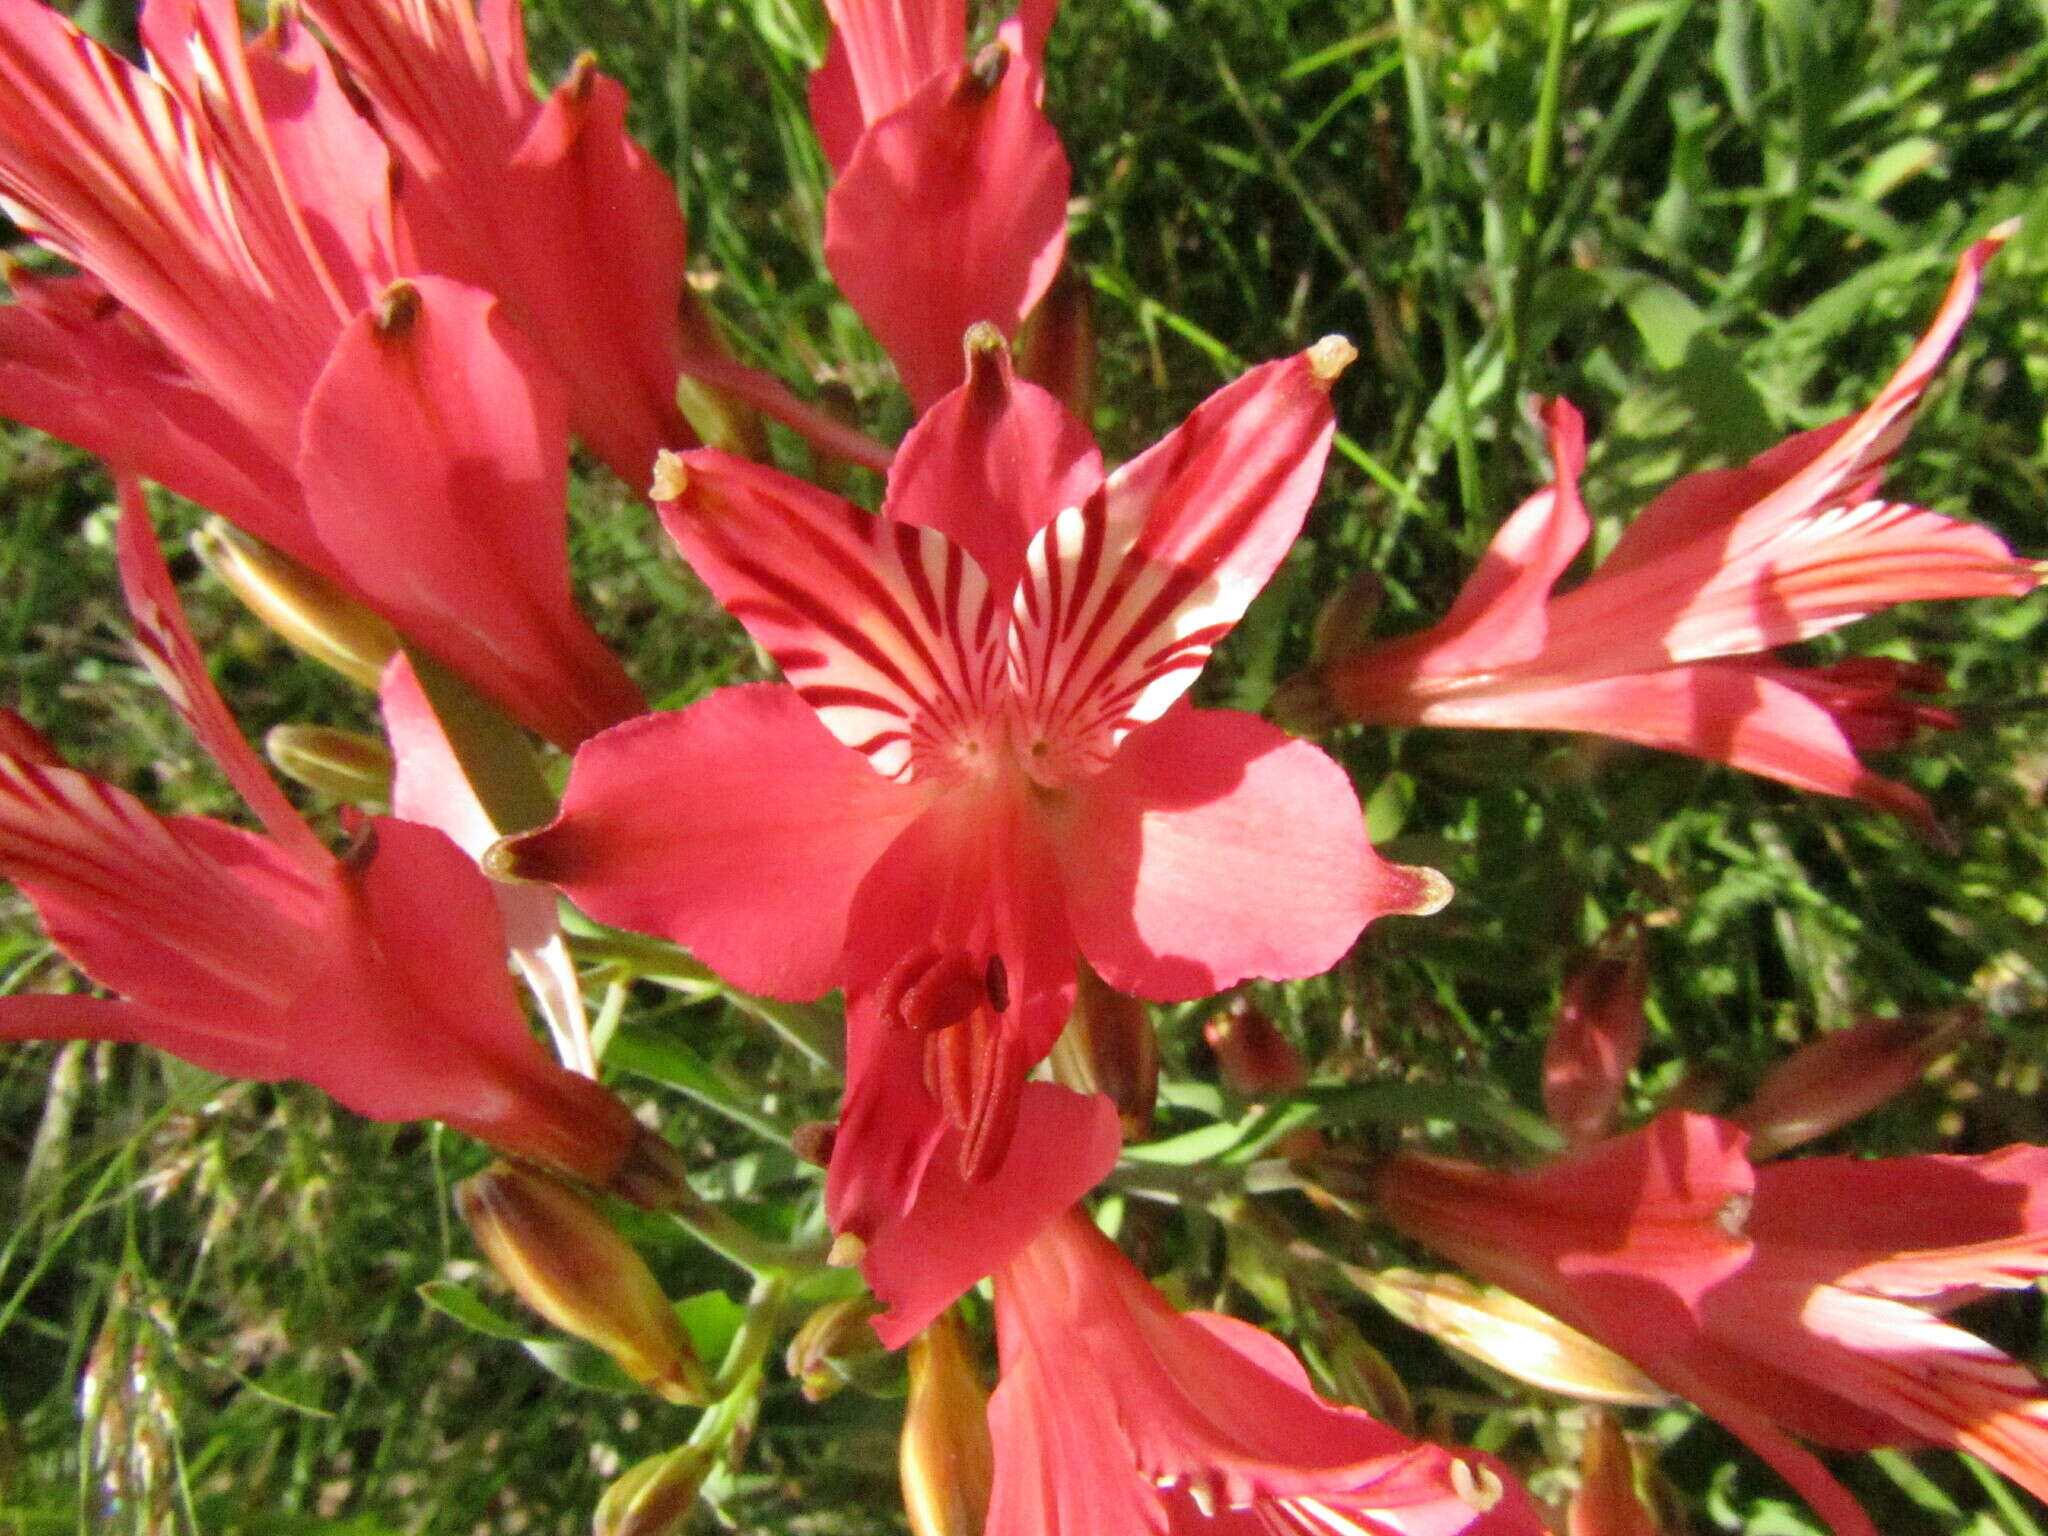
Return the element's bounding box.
[502,333,1444,1341]
[812,0,1068,409]
[1285,231,2037,829]
[1377,1112,2048,1536]
[0,484,673,1203]
[0,0,642,747]
[987,1208,1547,1536]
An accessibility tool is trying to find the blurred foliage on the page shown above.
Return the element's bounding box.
[4,0,2048,1532]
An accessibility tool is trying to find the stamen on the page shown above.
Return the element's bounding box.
[878,947,987,1035]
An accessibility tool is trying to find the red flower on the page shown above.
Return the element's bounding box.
[1302,232,2036,829]
[0,0,642,746]
[812,0,1068,409]
[1378,1113,2048,1536]
[0,485,664,1200]
[506,335,1441,1341]
[988,1209,1547,1536]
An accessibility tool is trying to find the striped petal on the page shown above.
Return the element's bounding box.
[1008,343,1345,782]
[656,450,1005,782]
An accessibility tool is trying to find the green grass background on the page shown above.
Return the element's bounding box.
[5,0,2048,1530]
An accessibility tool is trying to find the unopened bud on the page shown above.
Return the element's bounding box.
[593,1442,714,1536]
[1361,1269,1668,1407]
[1205,996,1307,1097]
[785,1296,889,1403]
[1307,1311,1413,1432]
[1017,265,1096,421]
[193,520,397,687]
[265,724,393,801]
[1543,925,1648,1147]
[456,1162,709,1404]
[900,1312,993,1536]
[675,374,767,460]
[1569,1410,1661,1536]
[1733,1011,1973,1159]
[1267,668,1341,736]
[1047,960,1158,1138]
[1308,570,1386,670]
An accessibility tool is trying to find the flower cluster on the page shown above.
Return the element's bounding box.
[0,0,2041,1531]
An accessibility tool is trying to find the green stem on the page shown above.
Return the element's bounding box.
[567,926,844,1074]
[710,1273,788,1398]
[1392,0,1484,520]
[1491,0,1573,473]
[667,1195,825,1281]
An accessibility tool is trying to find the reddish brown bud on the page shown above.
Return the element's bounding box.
[1568,1410,1662,1536]
[1543,925,1648,1146]
[1017,265,1096,421]
[593,1442,714,1536]
[1734,1011,1974,1158]
[900,1311,993,1536]
[1205,996,1307,1098]
[1048,961,1159,1138]
[785,1296,889,1403]
[457,1162,709,1404]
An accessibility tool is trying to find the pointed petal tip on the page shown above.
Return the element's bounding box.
[481,830,547,884]
[963,320,1010,361]
[1391,862,1454,917]
[968,39,1011,92]
[829,1232,869,1268]
[1307,334,1358,385]
[1985,215,2022,246]
[650,449,689,503]
[375,279,421,338]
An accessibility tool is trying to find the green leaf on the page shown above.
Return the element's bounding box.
[417,1280,537,1343]
[675,1289,746,1366]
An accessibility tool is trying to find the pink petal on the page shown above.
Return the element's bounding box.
[824,49,1068,410]
[1603,230,2012,584]
[504,686,928,1001]
[1399,661,1938,829]
[656,450,1005,781]
[380,653,557,955]
[829,780,1081,1259]
[1548,232,2034,669]
[840,776,1078,1068]
[0,0,362,458]
[856,1082,1119,1348]
[0,992,291,1080]
[0,273,310,561]
[1751,1145,2048,1300]
[807,29,865,174]
[822,0,964,128]
[290,814,646,1182]
[1009,346,1343,779]
[883,335,1102,597]
[1424,398,1590,674]
[242,8,401,311]
[1048,707,1429,999]
[298,276,645,749]
[114,479,328,866]
[305,0,694,487]
[0,753,322,1037]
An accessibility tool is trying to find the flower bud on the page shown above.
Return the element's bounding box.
[1733,1011,1973,1159]
[1017,264,1095,421]
[1568,1410,1661,1536]
[265,724,394,802]
[456,1161,709,1404]
[674,373,768,461]
[1047,961,1158,1138]
[1306,1310,1413,1433]
[1361,1269,1668,1407]
[593,1442,715,1536]
[1308,570,1386,670]
[191,519,397,687]
[1204,996,1307,1097]
[1543,925,1647,1147]
[785,1296,890,1403]
[899,1311,993,1536]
